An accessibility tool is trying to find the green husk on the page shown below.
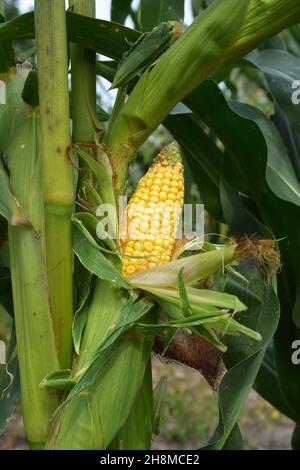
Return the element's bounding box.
[109,360,153,450]
[129,245,237,289]
[0,73,27,155]
[47,282,154,449]
[47,330,153,449]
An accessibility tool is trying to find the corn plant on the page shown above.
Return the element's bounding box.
[0,0,299,450]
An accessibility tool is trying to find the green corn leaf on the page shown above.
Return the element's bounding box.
[1,3,300,67]
[107,0,250,184]
[273,292,300,422]
[178,268,192,317]
[111,0,132,25]
[231,101,300,208]
[48,331,153,450]
[162,328,177,355]
[152,376,168,435]
[183,78,300,293]
[143,268,260,343]
[189,287,247,313]
[213,317,262,342]
[156,299,228,351]
[87,296,153,366]
[0,13,15,73]
[204,262,280,449]
[165,112,225,222]
[248,49,300,134]
[110,361,153,450]
[198,325,227,351]
[138,0,184,31]
[129,245,237,289]
[135,312,232,335]
[40,369,76,391]
[146,286,238,314]
[73,212,116,252]
[184,79,300,208]
[0,11,140,60]
[58,294,148,400]
[0,74,27,155]
[71,296,153,385]
[21,70,39,108]
[147,289,225,315]
[111,21,181,89]
[72,265,94,355]
[96,60,117,83]
[72,301,90,357]
[72,225,131,290]
[75,147,115,208]
[47,295,154,450]
[0,159,26,225]
[222,425,244,450]
[254,344,299,422]
[97,106,110,122]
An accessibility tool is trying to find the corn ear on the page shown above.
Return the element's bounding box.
[121,142,184,276]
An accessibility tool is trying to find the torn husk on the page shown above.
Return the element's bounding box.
[154,330,223,390]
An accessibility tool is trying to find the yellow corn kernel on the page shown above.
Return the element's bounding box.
[121,142,184,277]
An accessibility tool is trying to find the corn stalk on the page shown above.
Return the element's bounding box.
[5,85,59,448]
[35,0,74,369]
[70,0,98,143]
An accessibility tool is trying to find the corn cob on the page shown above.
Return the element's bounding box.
[122,142,184,277]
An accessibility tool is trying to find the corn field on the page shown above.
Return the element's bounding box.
[0,0,300,452]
